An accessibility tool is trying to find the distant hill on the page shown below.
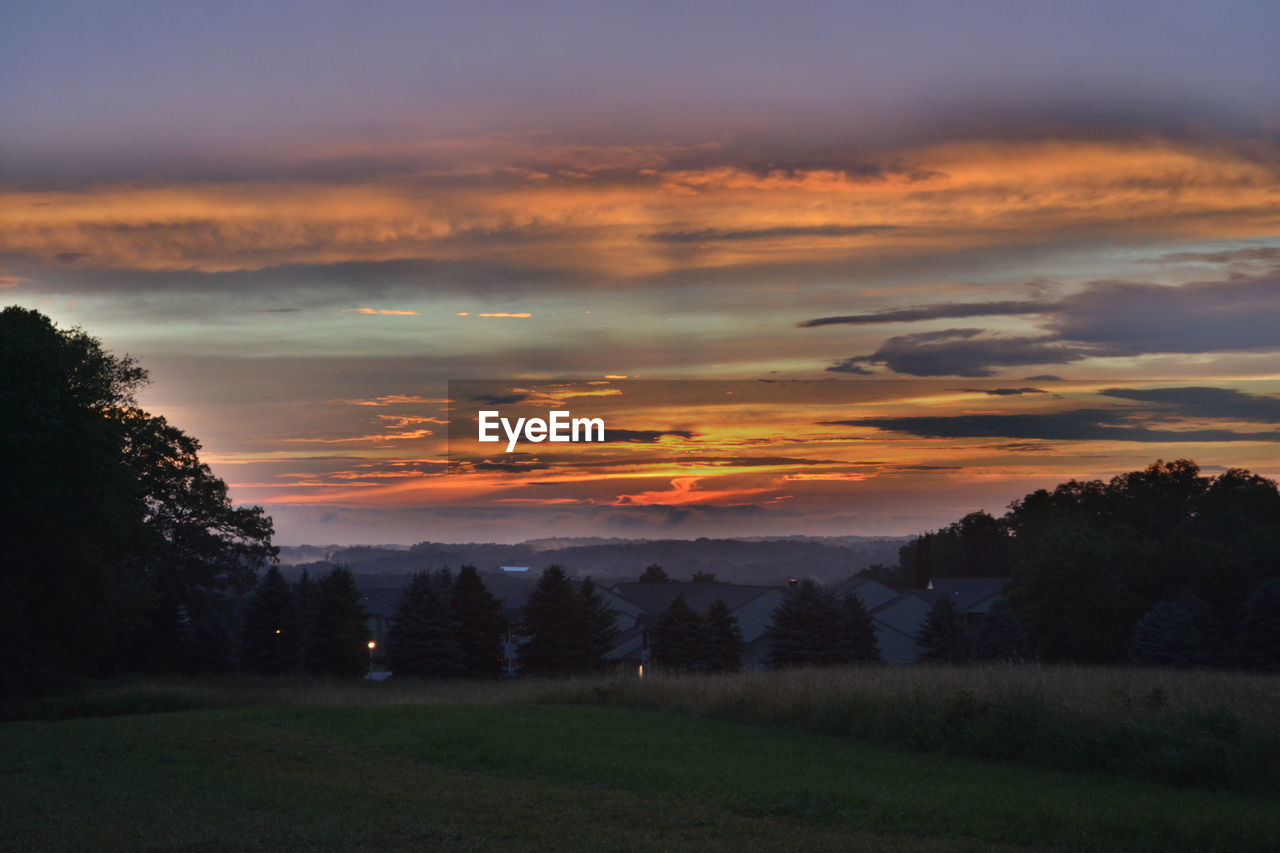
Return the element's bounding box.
[276,535,909,589]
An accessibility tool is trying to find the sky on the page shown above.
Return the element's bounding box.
[3,1,1280,544]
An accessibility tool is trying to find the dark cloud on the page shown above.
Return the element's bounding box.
[826,408,1280,442]
[1156,247,1280,266]
[603,428,695,443]
[828,328,1095,377]
[651,224,899,244]
[1023,374,1064,381]
[799,299,1047,328]
[469,393,531,406]
[953,387,1047,396]
[1099,386,1280,423]
[816,276,1280,376]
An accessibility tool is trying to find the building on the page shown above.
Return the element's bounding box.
[598,581,787,670]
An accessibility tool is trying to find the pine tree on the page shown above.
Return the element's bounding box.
[1236,579,1280,671]
[972,600,1028,662]
[452,566,506,678]
[240,565,295,674]
[580,579,619,672]
[303,566,369,677]
[705,599,746,672]
[520,565,587,674]
[638,564,670,583]
[385,570,462,678]
[765,579,846,667]
[917,595,966,663]
[651,595,709,672]
[1175,587,1224,665]
[293,569,314,672]
[1130,599,1202,667]
[840,592,882,664]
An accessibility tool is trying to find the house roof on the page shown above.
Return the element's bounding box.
[609,581,781,615]
[926,577,1010,612]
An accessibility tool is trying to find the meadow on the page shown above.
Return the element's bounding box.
[4,665,1279,851]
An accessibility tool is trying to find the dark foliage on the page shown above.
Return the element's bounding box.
[638,564,670,583]
[385,570,461,678]
[580,579,619,672]
[705,600,746,672]
[765,580,848,667]
[0,307,275,693]
[651,595,709,672]
[1130,599,1204,668]
[451,566,506,678]
[303,567,368,677]
[1236,579,1280,671]
[917,595,966,663]
[240,566,296,674]
[520,565,617,675]
[972,599,1028,662]
[898,511,1010,588]
[840,592,882,664]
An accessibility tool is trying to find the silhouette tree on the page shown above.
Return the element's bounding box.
[292,569,314,672]
[304,567,368,677]
[452,566,506,678]
[580,579,619,672]
[385,570,461,678]
[1236,579,1280,671]
[917,595,966,663]
[765,579,846,667]
[690,571,717,583]
[1130,599,1203,667]
[240,565,295,674]
[971,600,1027,662]
[651,595,709,671]
[0,306,275,692]
[705,600,746,672]
[520,565,586,674]
[840,592,882,664]
[638,564,670,583]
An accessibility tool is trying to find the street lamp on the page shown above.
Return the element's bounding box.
[367,640,376,674]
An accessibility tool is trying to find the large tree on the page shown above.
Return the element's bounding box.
[705,599,746,672]
[452,566,506,678]
[385,570,461,678]
[240,565,296,674]
[651,595,709,672]
[519,565,587,674]
[0,307,276,692]
[765,579,847,668]
[303,566,369,677]
[916,595,966,664]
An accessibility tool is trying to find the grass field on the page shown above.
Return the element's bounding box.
[4,703,1280,852]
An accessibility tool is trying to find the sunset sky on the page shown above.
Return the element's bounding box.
[4,1,1280,544]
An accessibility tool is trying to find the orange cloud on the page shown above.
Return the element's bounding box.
[476,312,532,318]
[343,307,419,315]
[3,138,1277,277]
[614,476,773,506]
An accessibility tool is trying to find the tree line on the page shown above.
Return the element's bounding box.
[887,459,1280,670]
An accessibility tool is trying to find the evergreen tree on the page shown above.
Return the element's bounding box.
[452,566,506,678]
[765,579,845,667]
[303,566,368,677]
[240,565,295,674]
[638,564,670,583]
[972,600,1028,662]
[580,579,619,672]
[293,569,314,672]
[1174,586,1225,665]
[385,570,462,678]
[1130,599,1203,667]
[1236,579,1280,671]
[841,592,882,664]
[651,595,709,671]
[519,565,587,674]
[705,599,746,672]
[917,595,966,663]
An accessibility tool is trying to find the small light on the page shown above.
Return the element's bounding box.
[637,664,645,679]
[368,641,376,649]
[274,629,281,634]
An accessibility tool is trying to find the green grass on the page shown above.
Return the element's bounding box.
[3,705,1278,852]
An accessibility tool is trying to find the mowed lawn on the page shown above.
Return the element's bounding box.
[2,705,1278,852]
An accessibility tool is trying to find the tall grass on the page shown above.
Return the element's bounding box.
[10,664,1280,794]
[543,664,1280,793]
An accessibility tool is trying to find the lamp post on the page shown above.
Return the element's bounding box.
[367,640,376,674]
